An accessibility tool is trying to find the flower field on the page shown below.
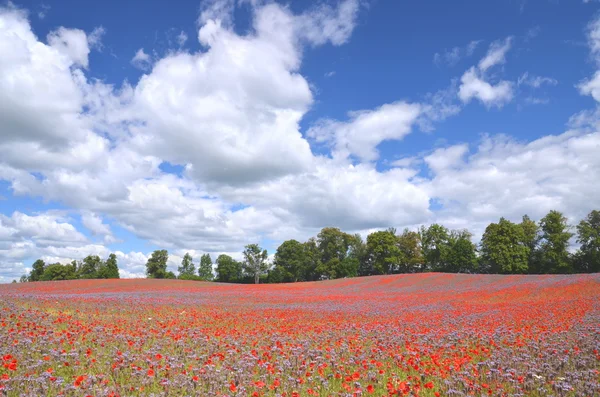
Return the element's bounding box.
[0,274,598,397]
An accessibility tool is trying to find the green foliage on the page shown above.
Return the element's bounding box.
[29,259,46,282]
[19,274,29,283]
[79,255,102,279]
[165,271,177,279]
[242,244,269,284]
[537,210,573,274]
[198,254,214,281]
[519,215,540,273]
[480,218,529,274]
[575,210,600,273]
[366,230,403,275]
[445,230,478,273]
[273,239,307,282]
[178,253,195,278]
[146,250,169,279]
[40,262,78,281]
[216,254,242,283]
[315,227,357,279]
[397,229,424,273]
[98,253,120,279]
[420,224,451,272]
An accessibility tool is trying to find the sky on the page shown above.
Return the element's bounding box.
[1,0,599,282]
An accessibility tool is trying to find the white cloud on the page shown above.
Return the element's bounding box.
[433,40,481,67]
[47,26,90,68]
[457,38,515,108]
[478,37,512,71]
[423,130,600,236]
[131,48,152,70]
[177,30,188,47]
[295,0,359,46]
[458,67,514,107]
[587,14,600,62]
[424,144,469,173]
[518,72,558,88]
[88,26,106,51]
[198,0,235,28]
[307,102,422,161]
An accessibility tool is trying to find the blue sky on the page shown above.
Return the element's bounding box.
[0,0,599,281]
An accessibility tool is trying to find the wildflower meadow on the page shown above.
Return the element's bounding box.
[0,274,599,396]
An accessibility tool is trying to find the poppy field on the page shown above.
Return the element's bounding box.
[0,274,598,397]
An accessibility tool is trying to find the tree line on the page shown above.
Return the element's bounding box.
[18,209,600,283]
[20,254,120,282]
[147,209,600,284]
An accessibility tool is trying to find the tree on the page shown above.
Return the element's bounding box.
[538,210,573,274]
[198,254,214,281]
[98,253,120,279]
[40,263,77,281]
[79,255,102,279]
[242,244,269,284]
[366,230,403,275]
[302,238,322,281]
[315,227,356,279]
[397,229,424,273]
[480,218,529,274]
[216,254,242,283]
[29,259,46,282]
[146,250,169,279]
[273,240,307,282]
[520,215,540,272]
[420,224,451,272]
[19,275,28,283]
[575,210,600,273]
[445,230,478,273]
[178,253,195,278]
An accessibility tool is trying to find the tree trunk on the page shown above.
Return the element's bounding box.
[255,273,259,284]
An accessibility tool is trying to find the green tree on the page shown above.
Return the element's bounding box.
[315,227,358,279]
[78,255,102,279]
[29,259,46,282]
[302,238,322,281]
[273,240,307,282]
[216,254,242,283]
[538,210,573,274]
[178,253,195,278]
[242,244,269,284]
[165,271,177,279]
[366,229,403,275]
[146,250,169,279]
[40,263,77,281]
[445,230,478,273]
[480,218,529,274]
[98,253,120,279]
[575,210,600,273]
[397,229,424,273]
[19,274,29,283]
[419,224,451,271]
[520,215,540,272]
[198,254,214,281]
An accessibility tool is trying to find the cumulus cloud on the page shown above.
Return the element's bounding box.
[307,102,422,161]
[458,67,514,107]
[458,38,515,107]
[1,3,600,282]
[47,26,90,68]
